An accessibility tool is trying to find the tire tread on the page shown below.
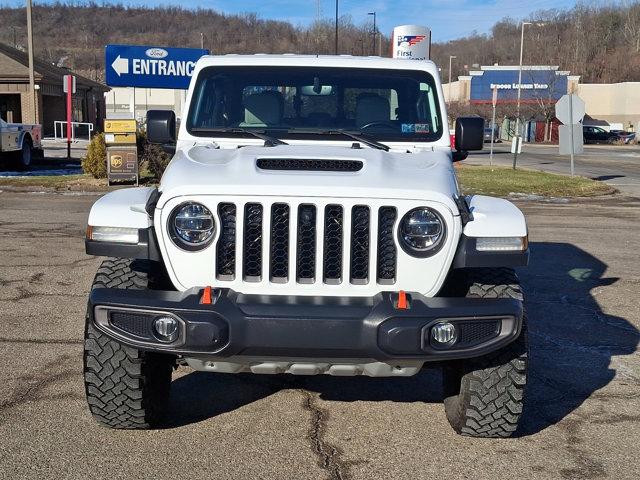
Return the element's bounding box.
[83,258,172,429]
[442,267,528,438]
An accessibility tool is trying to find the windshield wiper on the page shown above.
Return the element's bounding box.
[322,130,390,151]
[190,127,288,147]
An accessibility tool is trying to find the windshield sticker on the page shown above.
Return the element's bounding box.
[401,123,430,134]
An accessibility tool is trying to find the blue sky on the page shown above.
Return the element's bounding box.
[5,0,616,41]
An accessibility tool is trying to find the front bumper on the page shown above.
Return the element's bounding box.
[89,287,523,362]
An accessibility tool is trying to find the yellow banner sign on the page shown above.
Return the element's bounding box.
[104,119,137,133]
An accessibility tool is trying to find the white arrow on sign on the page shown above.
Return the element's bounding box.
[111,55,129,77]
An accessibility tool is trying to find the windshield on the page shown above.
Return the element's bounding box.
[186,66,443,142]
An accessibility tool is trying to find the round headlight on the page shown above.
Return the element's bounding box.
[169,202,215,250]
[398,207,446,257]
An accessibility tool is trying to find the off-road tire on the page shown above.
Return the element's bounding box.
[83,258,174,429]
[441,267,528,438]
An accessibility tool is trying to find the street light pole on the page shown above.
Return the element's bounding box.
[368,12,376,55]
[448,55,457,109]
[513,21,543,169]
[335,0,339,55]
[26,0,37,124]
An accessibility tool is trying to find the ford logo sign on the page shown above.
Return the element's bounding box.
[145,48,168,59]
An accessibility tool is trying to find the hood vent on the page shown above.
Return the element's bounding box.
[257,158,363,172]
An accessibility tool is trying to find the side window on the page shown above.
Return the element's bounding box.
[418,83,439,132]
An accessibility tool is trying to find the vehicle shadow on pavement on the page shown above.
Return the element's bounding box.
[516,241,639,436]
[166,242,638,435]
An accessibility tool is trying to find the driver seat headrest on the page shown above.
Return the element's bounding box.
[355,93,390,128]
[241,90,283,127]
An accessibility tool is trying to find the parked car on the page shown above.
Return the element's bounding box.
[83,55,529,438]
[610,130,636,144]
[483,126,500,143]
[582,125,619,144]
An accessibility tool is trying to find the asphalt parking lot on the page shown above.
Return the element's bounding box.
[0,188,638,480]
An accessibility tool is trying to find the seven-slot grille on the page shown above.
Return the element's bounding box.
[215,202,397,285]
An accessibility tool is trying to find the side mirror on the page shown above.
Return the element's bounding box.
[454,116,484,153]
[147,110,176,154]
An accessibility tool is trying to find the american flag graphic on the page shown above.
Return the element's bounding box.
[398,35,426,46]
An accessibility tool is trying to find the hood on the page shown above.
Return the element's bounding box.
[157,144,459,212]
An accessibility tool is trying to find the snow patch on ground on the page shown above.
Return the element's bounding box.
[0,167,82,177]
[509,192,570,203]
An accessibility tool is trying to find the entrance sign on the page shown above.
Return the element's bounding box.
[105,45,209,89]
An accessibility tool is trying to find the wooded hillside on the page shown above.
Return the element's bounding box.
[432,3,640,84]
[1,2,638,83]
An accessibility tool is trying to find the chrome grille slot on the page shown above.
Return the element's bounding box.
[243,203,263,282]
[323,204,344,284]
[216,203,236,280]
[296,204,317,283]
[270,203,290,282]
[377,207,397,284]
[350,206,370,284]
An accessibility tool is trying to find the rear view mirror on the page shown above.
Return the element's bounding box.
[147,110,176,154]
[455,116,484,152]
[300,85,334,96]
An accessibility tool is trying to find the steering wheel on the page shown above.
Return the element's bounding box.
[359,121,397,131]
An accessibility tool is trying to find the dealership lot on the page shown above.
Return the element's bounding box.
[0,189,638,480]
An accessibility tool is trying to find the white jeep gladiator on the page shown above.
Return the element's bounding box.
[0,118,42,169]
[84,55,529,437]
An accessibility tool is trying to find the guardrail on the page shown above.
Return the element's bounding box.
[53,121,94,142]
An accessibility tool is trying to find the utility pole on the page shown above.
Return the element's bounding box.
[26,0,37,124]
[334,0,339,55]
[368,12,376,55]
[448,55,456,108]
[513,21,544,169]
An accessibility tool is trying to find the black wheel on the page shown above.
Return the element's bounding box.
[83,258,174,429]
[441,268,528,438]
[16,139,32,170]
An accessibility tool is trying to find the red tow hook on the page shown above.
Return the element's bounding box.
[200,286,213,305]
[396,290,409,310]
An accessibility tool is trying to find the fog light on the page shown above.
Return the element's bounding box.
[153,316,179,343]
[431,322,456,346]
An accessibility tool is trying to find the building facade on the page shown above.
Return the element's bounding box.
[444,64,638,132]
[0,43,109,135]
[104,87,187,123]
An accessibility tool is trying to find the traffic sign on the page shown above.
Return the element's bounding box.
[559,125,584,155]
[105,45,209,89]
[555,94,585,125]
[63,74,76,94]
